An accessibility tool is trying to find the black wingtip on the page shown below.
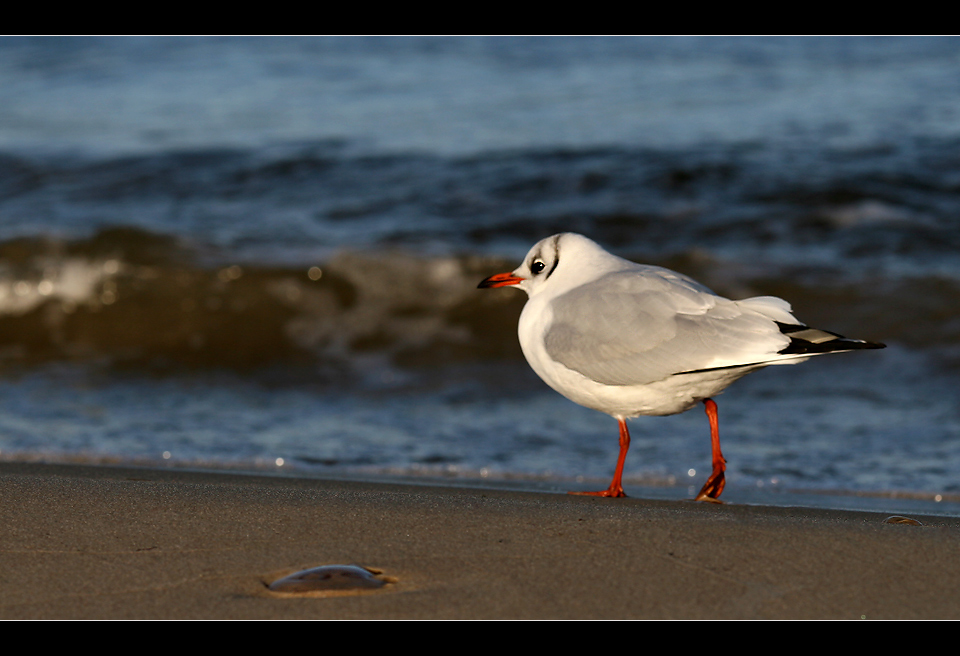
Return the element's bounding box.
[776,322,886,355]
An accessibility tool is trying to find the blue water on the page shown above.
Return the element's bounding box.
[1,36,959,515]
[4,36,960,157]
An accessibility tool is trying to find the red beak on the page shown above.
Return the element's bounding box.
[478,271,524,289]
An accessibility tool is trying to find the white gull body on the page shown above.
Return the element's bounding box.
[478,232,884,500]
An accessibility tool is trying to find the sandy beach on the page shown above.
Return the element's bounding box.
[2,462,959,619]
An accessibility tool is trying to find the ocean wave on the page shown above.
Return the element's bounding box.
[0,227,950,378]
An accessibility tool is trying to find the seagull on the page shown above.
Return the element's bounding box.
[478,233,885,501]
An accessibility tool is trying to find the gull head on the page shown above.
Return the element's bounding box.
[478,233,626,298]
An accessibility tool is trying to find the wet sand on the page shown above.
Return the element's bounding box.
[2,462,959,619]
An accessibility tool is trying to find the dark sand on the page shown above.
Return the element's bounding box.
[2,462,959,619]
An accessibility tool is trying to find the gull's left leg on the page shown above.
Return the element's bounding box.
[694,398,726,503]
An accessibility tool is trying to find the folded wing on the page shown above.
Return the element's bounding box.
[543,268,800,386]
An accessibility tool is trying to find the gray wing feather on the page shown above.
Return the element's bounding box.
[543,269,793,386]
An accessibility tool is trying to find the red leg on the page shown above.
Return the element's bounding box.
[695,398,727,503]
[570,418,630,498]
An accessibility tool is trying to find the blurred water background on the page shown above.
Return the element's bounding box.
[1,36,959,514]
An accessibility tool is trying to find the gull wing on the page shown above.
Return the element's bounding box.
[542,268,796,386]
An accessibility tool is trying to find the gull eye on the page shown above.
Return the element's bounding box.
[530,259,546,274]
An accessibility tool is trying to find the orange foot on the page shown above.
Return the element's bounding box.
[694,469,725,504]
